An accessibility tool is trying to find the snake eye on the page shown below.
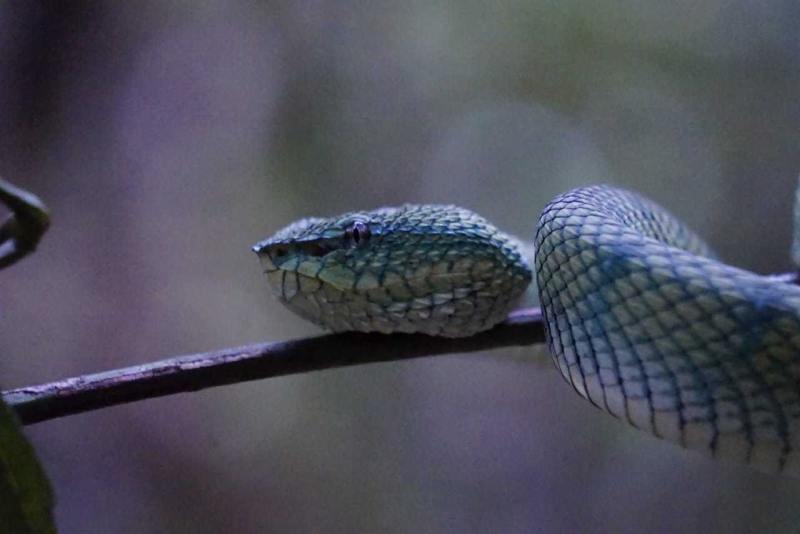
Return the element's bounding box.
[345,220,371,246]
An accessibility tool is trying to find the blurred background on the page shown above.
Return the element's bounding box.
[1,1,799,533]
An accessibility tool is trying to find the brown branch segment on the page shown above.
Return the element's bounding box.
[4,307,545,426]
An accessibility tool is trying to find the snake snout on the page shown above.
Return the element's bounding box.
[252,241,280,272]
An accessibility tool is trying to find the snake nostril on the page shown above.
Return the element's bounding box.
[305,241,335,258]
[273,246,289,258]
[307,243,330,257]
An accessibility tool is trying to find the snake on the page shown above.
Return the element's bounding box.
[252,185,800,477]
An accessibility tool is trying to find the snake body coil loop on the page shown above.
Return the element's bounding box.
[255,185,800,476]
[536,186,800,475]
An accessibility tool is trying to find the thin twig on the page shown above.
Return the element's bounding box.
[3,308,546,425]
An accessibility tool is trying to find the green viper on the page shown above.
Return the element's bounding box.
[253,185,800,477]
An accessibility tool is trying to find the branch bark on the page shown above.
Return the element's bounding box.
[3,308,545,425]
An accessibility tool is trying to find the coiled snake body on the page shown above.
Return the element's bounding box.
[253,185,800,476]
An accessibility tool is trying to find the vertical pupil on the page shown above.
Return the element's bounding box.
[348,221,369,246]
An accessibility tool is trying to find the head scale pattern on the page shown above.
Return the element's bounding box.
[253,204,532,337]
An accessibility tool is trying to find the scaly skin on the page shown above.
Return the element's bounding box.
[253,204,532,337]
[254,186,800,477]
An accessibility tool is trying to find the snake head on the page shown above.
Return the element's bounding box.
[253,205,532,337]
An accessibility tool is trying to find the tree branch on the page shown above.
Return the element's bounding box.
[4,272,799,426]
[3,308,546,425]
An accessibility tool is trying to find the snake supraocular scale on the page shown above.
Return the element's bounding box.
[253,185,800,477]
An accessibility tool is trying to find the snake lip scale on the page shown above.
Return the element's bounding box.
[254,185,800,477]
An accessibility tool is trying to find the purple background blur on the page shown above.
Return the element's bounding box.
[1,2,799,533]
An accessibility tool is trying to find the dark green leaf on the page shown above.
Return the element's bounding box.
[0,398,55,533]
